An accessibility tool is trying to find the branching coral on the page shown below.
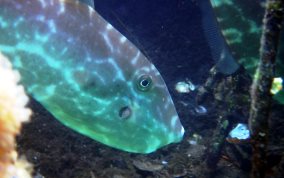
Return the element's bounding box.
[0,52,32,178]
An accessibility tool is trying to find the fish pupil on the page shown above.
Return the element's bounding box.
[137,75,152,91]
[141,79,149,87]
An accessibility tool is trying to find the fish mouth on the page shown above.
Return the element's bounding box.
[118,105,132,120]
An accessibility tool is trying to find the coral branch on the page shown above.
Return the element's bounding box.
[0,52,32,178]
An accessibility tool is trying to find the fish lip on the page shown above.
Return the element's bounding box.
[118,105,132,120]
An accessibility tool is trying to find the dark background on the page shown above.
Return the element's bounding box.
[95,0,213,89]
[94,0,215,122]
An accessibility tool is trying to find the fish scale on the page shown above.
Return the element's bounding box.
[0,0,184,153]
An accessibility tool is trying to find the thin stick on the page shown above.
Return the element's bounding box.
[249,0,284,177]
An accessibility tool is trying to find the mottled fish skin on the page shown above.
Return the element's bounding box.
[210,0,264,75]
[0,0,184,153]
[78,0,94,8]
[210,0,284,104]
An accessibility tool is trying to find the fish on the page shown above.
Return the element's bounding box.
[198,0,240,75]
[0,0,184,153]
[78,0,94,8]
[209,0,284,104]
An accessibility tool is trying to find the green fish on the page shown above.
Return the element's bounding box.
[0,0,184,153]
[208,0,284,104]
[78,0,94,8]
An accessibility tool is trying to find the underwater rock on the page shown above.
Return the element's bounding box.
[187,133,203,146]
[227,123,250,144]
[133,159,164,172]
[195,65,251,173]
[175,80,196,93]
[194,105,207,115]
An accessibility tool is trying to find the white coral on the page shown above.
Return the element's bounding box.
[0,52,32,178]
[0,53,31,123]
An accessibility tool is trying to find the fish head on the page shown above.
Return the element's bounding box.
[90,52,184,153]
[73,10,185,153]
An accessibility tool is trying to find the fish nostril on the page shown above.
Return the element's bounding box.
[119,106,132,120]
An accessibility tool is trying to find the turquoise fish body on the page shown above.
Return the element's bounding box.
[0,0,184,153]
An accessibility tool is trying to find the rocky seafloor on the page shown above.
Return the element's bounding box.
[15,0,284,177]
[16,65,284,178]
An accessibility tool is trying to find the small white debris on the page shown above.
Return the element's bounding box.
[187,133,202,145]
[194,105,207,114]
[175,80,196,93]
[228,123,250,140]
[188,140,197,145]
[161,160,168,165]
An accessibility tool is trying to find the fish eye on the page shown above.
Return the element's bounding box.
[137,75,152,91]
